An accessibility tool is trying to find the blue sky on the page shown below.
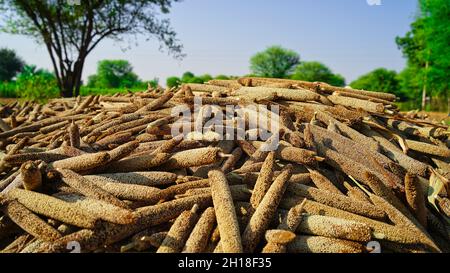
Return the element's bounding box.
[0,0,419,85]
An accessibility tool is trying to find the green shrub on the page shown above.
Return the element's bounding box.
[187,77,204,84]
[15,65,59,102]
[0,81,18,98]
[166,76,181,88]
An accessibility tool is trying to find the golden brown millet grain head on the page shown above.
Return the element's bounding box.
[160,147,222,170]
[105,152,171,173]
[87,177,162,203]
[242,164,293,253]
[58,168,129,209]
[54,193,135,225]
[287,235,366,253]
[2,199,62,242]
[208,169,243,253]
[264,229,296,244]
[68,122,80,148]
[51,151,110,172]
[296,214,372,242]
[20,161,42,191]
[287,182,386,220]
[404,173,428,228]
[308,169,343,195]
[6,188,97,229]
[156,205,200,253]
[182,207,216,253]
[250,151,276,209]
[221,147,243,173]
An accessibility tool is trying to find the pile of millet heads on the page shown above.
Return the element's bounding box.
[0,76,449,253]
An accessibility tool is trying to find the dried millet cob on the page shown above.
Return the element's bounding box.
[364,172,417,225]
[104,152,171,173]
[343,182,371,203]
[360,127,428,176]
[262,200,307,253]
[234,162,264,174]
[404,139,450,158]
[104,141,139,162]
[47,194,212,253]
[122,231,169,252]
[6,188,97,228]
[160,147,223,170]
[250,151,276,209]
[261,229,296,253]
[157,205,200,253]
[369,193,439,252]
[68,122,80,148]
[85,176,162,203]
[312,140,399,192]
[86,171,177,187]
[208,169,243,253]
[4,151,69,165]
[308,169,343,195]
[182,207,216,253]
[237,140,257,156]
[310,123,403,189]
[58,169,129,209]
[300,199,440,252]
[94,132,133,149]
[39,120,69,134]
[53,193,135,225]
[51,151,110,172]
[234,87,320,102]
[327,94,385,113]
[287,235,365,253]
[20,161,42,191]
[287,183,385,220]
[221,147,243,173]
[180,185,251,202]
[136,92,174,114]
[296,214,372,242]
[242,164,293,253]
[1,199,62,242]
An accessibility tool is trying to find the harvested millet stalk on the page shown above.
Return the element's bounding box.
[20,161,42,191]
[296,214,372,242]
[157,205,199,253]
[6,188,97,228]
[208,169,243,253]
[1,199,62,241]
[242,164,293,253]
[58,169,129,209]
[182,207,216,253]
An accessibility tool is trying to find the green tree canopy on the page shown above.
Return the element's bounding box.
[0,0,183,97]
[181,71,195,83]
[396,0,449,109]
[166,76,181,88]
[0,48,24,82]
[250,46,300,78]
[291,61,345,86]
[350,68,401,98]
[87,60,140,89]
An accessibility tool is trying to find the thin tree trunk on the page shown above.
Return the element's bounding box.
[421,60,429,111]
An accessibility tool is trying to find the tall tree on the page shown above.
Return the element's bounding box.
[350,68,401,98]
[250,46,300,78]
[291,61,345,87]
[0,48,24,81]
[0,0,183,97]
[396,0,450,110]
[87,60,140,88]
